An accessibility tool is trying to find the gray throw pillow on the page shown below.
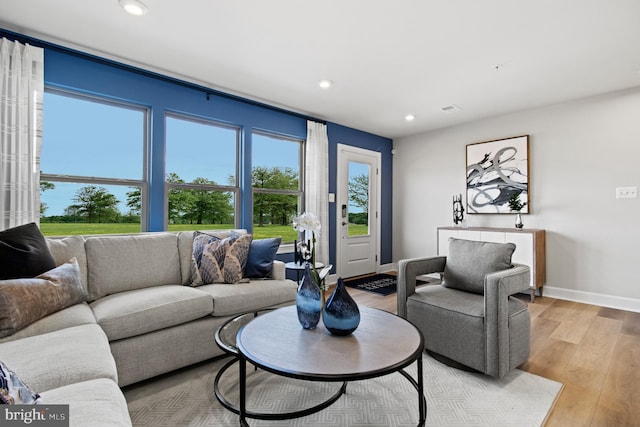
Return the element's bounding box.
[0,257,87,338]
[442,238,515,294]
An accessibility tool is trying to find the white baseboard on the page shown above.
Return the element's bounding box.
[379,263,396,273]
[543,286,640,313]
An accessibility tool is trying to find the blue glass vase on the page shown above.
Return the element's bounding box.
[322,277,360,336]
[296,263,322,329]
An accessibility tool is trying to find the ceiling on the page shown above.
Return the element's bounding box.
[2,0,640,139]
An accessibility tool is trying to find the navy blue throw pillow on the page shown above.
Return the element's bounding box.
[0,222,56,280]
[244,237,282,278]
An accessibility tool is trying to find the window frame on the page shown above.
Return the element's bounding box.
[164,112,242,229]
[251,130,305,242]
[40,87,150,231]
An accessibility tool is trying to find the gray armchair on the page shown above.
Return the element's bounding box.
[397,238,531,379]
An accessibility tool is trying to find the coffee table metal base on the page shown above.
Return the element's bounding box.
[214,355,348,422]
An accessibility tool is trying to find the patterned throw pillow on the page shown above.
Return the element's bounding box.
[0,359,41,404]
[190,231,253,285]
[222,234,252,284]
[199,237,232,285]
[0,257,87,338]
[190,231,226,286]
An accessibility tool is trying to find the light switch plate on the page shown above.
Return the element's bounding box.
[616,186,638,198]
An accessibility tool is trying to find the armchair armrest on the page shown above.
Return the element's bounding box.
[484,263,530,377]
[397,256,446,318]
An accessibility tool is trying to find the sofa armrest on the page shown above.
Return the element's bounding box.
[484,263,530,378]
[397,256,446,318]
[272,260,286,280]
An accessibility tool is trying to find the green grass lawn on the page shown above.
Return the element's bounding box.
[40,222,368,239]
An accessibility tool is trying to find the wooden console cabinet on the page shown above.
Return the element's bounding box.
[437,226,546,302]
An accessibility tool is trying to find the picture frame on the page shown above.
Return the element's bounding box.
[466,135,529,214]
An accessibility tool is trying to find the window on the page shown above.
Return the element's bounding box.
[252,131,303,242]
[40,90,147,235]
[165,114,239,230]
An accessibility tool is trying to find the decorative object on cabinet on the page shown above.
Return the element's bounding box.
[466,135,529,214]
[453,193,465,225]
[508,192,525,229]
[437,226,545,302]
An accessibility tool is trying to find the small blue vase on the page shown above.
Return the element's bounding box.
[322,277,360,336]
[296,263,322,329]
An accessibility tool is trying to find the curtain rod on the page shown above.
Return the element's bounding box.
[0,27,326,125]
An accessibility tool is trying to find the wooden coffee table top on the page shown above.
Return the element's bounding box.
[236,305,423,380]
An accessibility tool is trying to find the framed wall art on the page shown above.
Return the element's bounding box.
[466,135,529,214]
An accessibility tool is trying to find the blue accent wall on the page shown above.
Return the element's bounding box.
[2,28,393,270]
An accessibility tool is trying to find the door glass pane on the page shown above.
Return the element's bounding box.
[348,161,369,237]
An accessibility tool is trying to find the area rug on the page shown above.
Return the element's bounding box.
[343,273,434,296]
[124,352,562,426]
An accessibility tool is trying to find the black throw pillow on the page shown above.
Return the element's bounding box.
[0,223,56,280]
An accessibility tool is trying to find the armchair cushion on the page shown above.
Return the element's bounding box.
[442,238,515,294]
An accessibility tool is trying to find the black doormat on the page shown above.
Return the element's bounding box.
[343,273,432,296]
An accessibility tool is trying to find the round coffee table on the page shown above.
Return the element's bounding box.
[215,306,426,426]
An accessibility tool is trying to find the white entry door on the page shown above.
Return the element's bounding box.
[336,144,380,278]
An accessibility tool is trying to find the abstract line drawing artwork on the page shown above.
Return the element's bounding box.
[466,135,529,214]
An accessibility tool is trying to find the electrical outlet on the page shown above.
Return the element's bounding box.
[616,186,638,199]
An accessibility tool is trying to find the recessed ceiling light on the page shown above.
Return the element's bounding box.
[404,114,416,122]
[318,79,333,89]
[119,0,148,16]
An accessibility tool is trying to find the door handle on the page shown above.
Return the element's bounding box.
[342,221,348,226]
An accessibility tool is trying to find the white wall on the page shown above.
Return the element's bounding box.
[393,87,640,311]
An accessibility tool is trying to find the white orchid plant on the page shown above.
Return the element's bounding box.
[291,212,321,266]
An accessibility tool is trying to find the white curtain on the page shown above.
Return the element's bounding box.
[305,121,329,265]
[0,38,44,231]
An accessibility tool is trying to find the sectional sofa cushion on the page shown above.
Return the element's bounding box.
[0,359,41,404]
[198,280,297,317]
[90,285,213,341]
[0,324,117,392]
[0,303,96,344]
[0,222,56,280]
[244,237,282,278]
[47,235,88,291]
[85,233,181,301]
[0,258,87,338]
[40,378,132,426]
[442,238,516,294]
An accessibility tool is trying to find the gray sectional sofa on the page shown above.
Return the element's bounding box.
[0,229,297,426]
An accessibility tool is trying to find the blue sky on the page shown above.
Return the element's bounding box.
[41,92,298,217]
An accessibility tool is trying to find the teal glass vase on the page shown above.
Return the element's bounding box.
[296,263,322,329]
[322,277,360,336]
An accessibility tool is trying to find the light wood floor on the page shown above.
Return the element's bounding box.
[336,281,640,427]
